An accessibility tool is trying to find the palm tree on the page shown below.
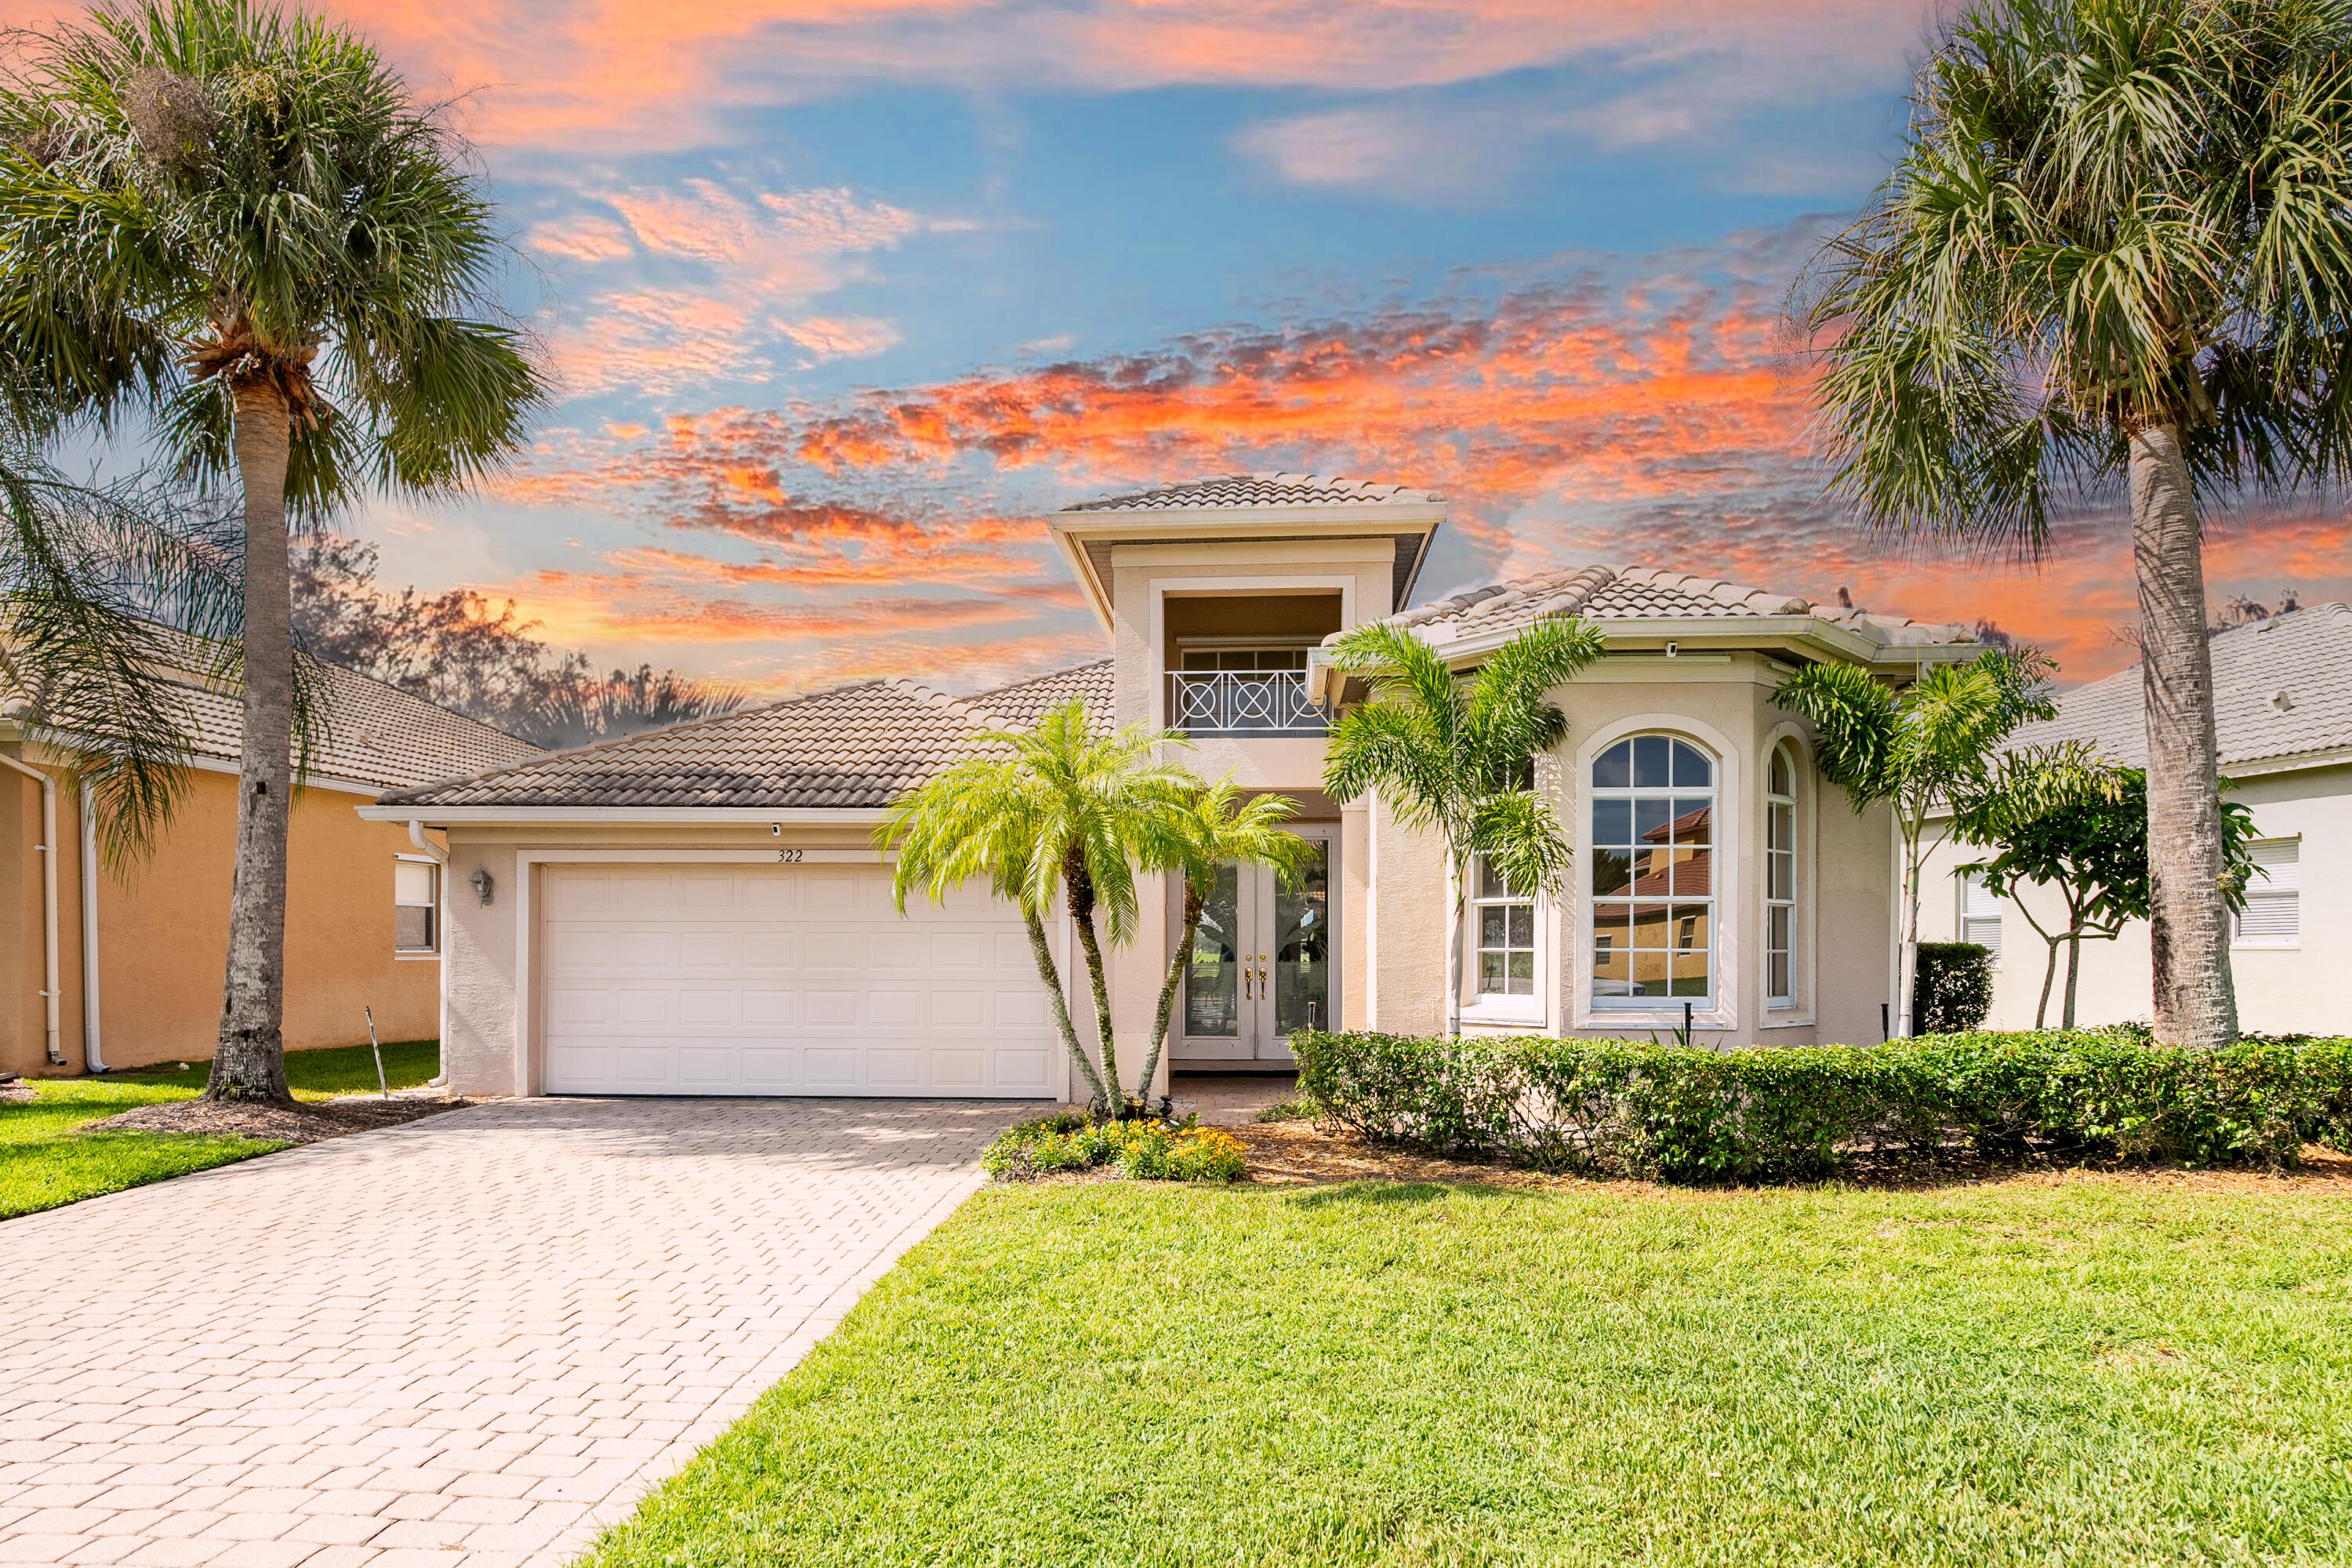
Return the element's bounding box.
[1795,0,2352,1047]
[1321,618,1606,1037]
[879,702,1195,1109]
[1773,650,2057,1036]
[0,0,547,1100]
[1132,778,1318,1102]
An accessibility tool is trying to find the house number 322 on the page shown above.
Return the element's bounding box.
[776,848,805,862]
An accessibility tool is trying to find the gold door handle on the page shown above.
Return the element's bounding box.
[1258,955,1269,992]
[1242,966,1252,1000]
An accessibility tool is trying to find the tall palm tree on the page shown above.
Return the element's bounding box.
[879,702,1195,1109]
[1772,650,2058,1036]
[1322,617,1606,1037]
[1132,778,1317,1102]
[1795,0,2352,1048]
[0,0,547,1100]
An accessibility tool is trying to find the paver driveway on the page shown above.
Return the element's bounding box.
[0,1097,1022,1567]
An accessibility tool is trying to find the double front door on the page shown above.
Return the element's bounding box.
[1171,829,1331,1065]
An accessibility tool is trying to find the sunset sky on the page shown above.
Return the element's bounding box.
[33,0,2350,694]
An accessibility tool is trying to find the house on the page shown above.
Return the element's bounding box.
[1921,602,2350,1033]
[369,475,1990,1102]
[2,652,542,1077]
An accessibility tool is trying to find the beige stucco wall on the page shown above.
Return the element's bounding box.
[1921,762,2348,1034]
[2,757,443,1078]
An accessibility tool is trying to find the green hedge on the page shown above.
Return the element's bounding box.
[1291,1028,2352,1182]
[1915,942,1994,1033]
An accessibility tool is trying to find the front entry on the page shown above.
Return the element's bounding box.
[1171,829,1332,1065]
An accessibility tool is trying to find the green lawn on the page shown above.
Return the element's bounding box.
[0,1039,437,1220]
[590,1175,2352,1568]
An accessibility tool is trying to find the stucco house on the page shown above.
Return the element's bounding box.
[2,650,541,1078]
[1922,601,2350,1034]
[369,475,1991,1102]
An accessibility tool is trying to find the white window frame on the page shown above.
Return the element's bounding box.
[1765,741,1798,1010]
[1466,855,1541,1017]
[2234,837,2300,949]
[394,854,441,959]
[1588,732,1718,1013]
[1958,868,2002,965]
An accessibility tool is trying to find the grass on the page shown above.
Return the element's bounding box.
[588,1174,2352,1568]
[0,1039,437,1220]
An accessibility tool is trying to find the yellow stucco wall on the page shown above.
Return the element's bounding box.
[2,759,442,1078]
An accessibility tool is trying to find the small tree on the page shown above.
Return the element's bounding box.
[1133,778,1318,1101]
[1955,754,2259,1026]
[1773,648,2056,1036]
[1323,617,1606,1036]
[879,702,1193,1109]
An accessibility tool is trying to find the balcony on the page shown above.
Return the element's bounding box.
[1167,670,1329,737]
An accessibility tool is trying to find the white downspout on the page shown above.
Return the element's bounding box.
[78,779,105,1073]
[408,822,450,1087]
[0,754,64,1067]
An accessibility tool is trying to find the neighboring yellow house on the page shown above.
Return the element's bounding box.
[2,655,541,1078]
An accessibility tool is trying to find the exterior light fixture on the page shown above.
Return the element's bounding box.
[470,866,495,906]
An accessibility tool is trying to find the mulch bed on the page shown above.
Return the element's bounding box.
[1232,1118,2352,1196]
[80,1094,468,1145]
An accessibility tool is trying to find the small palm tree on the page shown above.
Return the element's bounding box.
[1795,0,2352,1047]
[1322,618,1606,1036]
[880,702,1195,1109]
[1133,778,1318,1101]
[0,0,547,1100]
[1773,650,2057,1036]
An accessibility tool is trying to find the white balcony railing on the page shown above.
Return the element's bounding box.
[1167,670,1329,736]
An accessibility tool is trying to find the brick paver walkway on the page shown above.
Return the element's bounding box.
[0,1097,1019,1567]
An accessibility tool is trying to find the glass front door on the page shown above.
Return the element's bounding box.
[1174,831,1331,1063]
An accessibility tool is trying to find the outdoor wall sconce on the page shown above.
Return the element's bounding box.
[470,866,495,906]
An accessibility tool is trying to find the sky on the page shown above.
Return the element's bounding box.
[27,0,2352,695]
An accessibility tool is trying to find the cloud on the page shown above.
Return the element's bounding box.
[524,180,926,397]
[334,0,1929,154]
[499,220,2352,688]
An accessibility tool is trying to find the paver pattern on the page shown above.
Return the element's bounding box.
[0,1097,1018,1566]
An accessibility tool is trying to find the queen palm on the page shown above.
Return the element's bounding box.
[1322,617,1606,1037]
[0,0,546,1100]
[1132,777,1317,1102]
[880,702,1195,1109]
[1797,0,2352,1047]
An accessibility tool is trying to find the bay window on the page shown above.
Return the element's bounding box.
[1591,735,1715,1007]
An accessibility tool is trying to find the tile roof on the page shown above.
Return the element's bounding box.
[1368,564,1980,649]
[964,659,1114,728]
[2006,601,2352,771]
[381,659,1120,811]
[1062,473,1443,513]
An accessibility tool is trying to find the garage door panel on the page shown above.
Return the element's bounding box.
[543,863,1058,1098]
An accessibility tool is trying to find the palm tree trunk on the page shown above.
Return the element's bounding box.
[1893,820,1922,1036]
[2129,423,2238,1050]
[1136,880,1202,1102]
[1024,906,1106,1105]
[209,378,294,1104]
[1063,850,1120,1109]
[1445,855,1464,1038]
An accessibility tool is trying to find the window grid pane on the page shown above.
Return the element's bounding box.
[2235,839,2299,946]
[1765,745,1797,1007]
[1473,852,1537,999]
[1591,735,1714,1009]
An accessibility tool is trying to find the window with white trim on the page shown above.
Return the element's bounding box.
[1472,857,1537,1000]
[2235,838,2300,947]
[394,858,439,954]
[1958,869,2002,963]
[1590,735,1715,1007]
[1766,742,1798,1007]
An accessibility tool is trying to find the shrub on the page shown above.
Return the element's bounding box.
[983,1112,1246,1183]
[1915,942,1994,1033]
[1292,1027,2352,1183]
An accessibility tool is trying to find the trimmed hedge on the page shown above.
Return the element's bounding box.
[1915,942,1994,1033]
[1291,1027,2352,1183]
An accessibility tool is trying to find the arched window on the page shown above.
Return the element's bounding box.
[1590,735,1714,1009]
[1766,742,1798,1008]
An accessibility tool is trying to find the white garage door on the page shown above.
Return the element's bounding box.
[540,863,1058,1098]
